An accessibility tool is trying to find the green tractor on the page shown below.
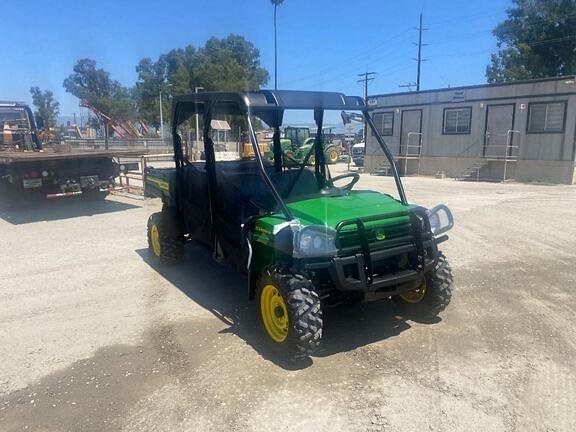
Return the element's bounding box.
[280,126,341,165]
[145,90,455,360]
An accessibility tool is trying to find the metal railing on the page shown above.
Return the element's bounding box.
[483,129,520,181]
[503,130,520,181]
[114,153,174,196]
[484,130,520,159]
[403,132,423,176]
[65,138,173,154]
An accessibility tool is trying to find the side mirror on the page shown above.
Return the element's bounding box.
[427,204,454,236]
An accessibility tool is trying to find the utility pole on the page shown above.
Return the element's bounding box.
[414,13,428,92]
[357,72,376,142]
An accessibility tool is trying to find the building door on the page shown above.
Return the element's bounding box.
[484,104,515,158]
[400,109,422,156]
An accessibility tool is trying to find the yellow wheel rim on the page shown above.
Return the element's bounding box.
[400,278,427,303]
[150,224,161,257]
[329,150,338,163]
[260,284,289,343]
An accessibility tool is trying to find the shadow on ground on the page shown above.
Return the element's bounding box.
[0,196,140,225]
[138,243,426,369]
[0,320,222,432]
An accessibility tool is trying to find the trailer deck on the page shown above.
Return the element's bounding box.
[0,149,147,164]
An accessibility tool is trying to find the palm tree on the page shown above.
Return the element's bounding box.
[271,0,284,90]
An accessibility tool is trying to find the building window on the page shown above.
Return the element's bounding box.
[443,107,471,134]
[527,102,566,133]
[372,112,394,136]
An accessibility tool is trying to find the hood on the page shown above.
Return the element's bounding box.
[286,191,410,229]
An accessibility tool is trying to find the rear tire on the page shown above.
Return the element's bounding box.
[393,252,453,317]
[256,265,323,360]
[324,146,340,164]
[147,211,185,264]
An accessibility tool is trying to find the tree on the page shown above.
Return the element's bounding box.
[134,46,197,127]
[63,59,137,121]
[486,0,576,82]
[29,87,60,128]
[194,35,270,91]
[134,35,269,127]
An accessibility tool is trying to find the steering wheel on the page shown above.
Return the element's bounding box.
[328,172,360,191]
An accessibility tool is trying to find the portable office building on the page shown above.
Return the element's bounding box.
[366,76,576,183]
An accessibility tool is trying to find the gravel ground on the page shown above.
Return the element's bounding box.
[1,169,575,432]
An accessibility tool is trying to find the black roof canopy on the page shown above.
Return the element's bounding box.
[172,90,365,127]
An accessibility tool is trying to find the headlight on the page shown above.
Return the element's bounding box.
[427,204,454,236]
[294,225,337,257]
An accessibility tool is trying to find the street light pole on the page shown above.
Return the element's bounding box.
[271,0,284,90]
[194,86,204,148]
[159,91,164,140]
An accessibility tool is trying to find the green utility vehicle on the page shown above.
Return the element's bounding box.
[279,126,341,165]
[145,90,454,359]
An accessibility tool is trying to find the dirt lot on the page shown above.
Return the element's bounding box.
[1,170,575,432]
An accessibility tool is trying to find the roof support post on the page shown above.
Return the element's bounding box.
[273,126,282,173]
[365,110,408,204]
[246,114,293,220]
[202,103,221,257]
[313,108,327,188]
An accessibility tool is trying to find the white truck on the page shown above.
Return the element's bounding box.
[351,142,365,167]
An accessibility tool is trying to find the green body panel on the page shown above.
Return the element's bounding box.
[145,173,170,200]
[253,192,412,238]
[249,191,413,273]
[286,192,411,228]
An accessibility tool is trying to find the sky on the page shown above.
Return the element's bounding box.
[0,0,511,122]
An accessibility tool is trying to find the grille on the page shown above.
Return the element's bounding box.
[336,220,412,253]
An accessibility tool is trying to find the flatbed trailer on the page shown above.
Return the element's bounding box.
[0,148,145,199]
[0,101,146,200]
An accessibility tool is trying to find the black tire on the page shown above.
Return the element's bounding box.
[393,252,454,317]
[147,211,185,264]
[256,265,323,360]
[324,146,340,164]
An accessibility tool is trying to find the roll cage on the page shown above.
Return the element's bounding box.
[170,90,407,220]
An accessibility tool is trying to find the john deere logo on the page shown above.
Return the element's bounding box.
[375,229,386,241]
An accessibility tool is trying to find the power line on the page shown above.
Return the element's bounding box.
[280,9,575,95]
[399,82,417,91]
[280,30,412,87]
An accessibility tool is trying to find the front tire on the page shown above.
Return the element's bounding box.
[393,252,454,317]
[147,211,185,264]
[256,266,323,360]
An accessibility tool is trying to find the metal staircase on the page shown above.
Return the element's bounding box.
[371,159,392,176]
[456,159,490,181]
